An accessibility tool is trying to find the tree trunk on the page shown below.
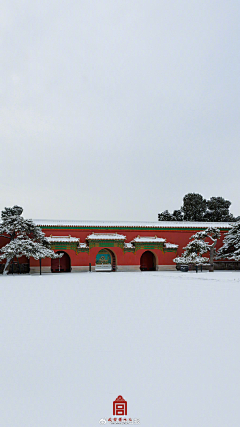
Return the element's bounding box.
[3,258,12,275]
[209,240,217,272]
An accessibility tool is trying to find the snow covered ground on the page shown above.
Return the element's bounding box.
[0,271,240,427]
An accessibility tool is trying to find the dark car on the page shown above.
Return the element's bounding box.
[179,265,189,272]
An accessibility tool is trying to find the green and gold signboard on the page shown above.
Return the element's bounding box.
[96,249,112,265]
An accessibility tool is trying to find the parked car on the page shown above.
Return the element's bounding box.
[179,265,189,272]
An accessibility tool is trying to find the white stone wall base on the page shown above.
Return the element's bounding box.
[117,265,140,272]
[157,265,176,271]
[30,265,176,273]
[71,266,90,272]
[30,266,51,274]
[117,265,176,272]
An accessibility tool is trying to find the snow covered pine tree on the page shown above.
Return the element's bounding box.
[174,227,220,272]
[0,205,61,275]
[216,221,240,262]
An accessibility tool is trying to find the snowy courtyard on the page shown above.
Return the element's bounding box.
[0,271,240,427]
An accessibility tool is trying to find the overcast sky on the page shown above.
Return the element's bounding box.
[0,0,239,221]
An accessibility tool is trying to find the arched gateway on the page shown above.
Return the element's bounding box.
[95,249,116,272]
[140,251,156,271]
[51,251,71,273]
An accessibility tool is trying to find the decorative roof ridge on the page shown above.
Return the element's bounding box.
[47,235,79,242]
[87,233,126,240]
[132,235,166,242]
[34,219,233,229]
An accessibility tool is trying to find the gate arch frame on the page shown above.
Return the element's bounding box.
[140,250,157,271]
[51,250,71,273]
[95,248,117,272]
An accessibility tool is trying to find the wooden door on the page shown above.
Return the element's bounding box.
[51,252,71,272]
[140,251,155,271]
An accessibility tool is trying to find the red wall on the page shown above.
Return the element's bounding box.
[29,227,227,268]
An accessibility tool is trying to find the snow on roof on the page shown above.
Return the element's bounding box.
[124,242,134,249]
[47,235,79,243]
[132,236,166,243]
[34,219,233,229]
[165,242,179,248]
[79,242,88,248]
[87,233,126,240]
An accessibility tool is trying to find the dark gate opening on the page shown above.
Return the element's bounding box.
[111,250,116,272]
[51,251,71,273]
[140,251,156,271]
